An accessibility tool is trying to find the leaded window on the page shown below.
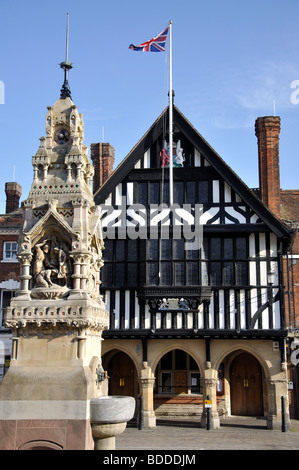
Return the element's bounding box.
[206,237,248,286]
[101,236,248,289]
[101,239,139,288]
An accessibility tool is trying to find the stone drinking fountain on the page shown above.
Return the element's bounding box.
[90,395,136,450]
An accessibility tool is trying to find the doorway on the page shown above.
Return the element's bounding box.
[156,349,201,395]
[107,351,136,397]
[230,352,263,416]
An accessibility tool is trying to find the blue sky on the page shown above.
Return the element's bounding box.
[0,0,299,213]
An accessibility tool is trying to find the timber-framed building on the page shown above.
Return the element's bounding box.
[93,105,295,429]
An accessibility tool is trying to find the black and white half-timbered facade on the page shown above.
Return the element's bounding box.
[95,105,293,429]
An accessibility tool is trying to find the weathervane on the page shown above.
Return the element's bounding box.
[59,13,73,99]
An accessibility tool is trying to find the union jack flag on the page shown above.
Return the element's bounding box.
[129,26,169,52]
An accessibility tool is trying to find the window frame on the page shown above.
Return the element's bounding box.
[206,236,249,287]
[146,238,201,287]
[2,241,18,262]
[101,239,139,288]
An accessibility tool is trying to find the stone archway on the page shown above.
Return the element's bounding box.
[155,349,201,395]
[154,348,202,418]
[230,352,263,416]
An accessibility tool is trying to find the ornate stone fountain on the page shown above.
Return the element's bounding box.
[0,92,134,450]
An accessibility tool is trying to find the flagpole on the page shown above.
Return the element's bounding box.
[168,20,173,206]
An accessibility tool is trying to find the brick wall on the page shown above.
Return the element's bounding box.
[284,231,299,329]
[0,233,20,283]
[280,190,299,329]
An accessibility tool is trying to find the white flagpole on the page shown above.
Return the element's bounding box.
[168,20,173,206]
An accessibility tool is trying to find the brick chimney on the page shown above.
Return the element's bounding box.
[5,182,22,214]
[90,143,115,194]
[255,116,281,218]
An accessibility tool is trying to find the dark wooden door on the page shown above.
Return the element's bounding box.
[174,371,187,394]
[108,352,136,397]
[230,353,263,416]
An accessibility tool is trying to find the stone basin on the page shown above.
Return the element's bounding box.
[90,396,136,450]
[90,395,135,424]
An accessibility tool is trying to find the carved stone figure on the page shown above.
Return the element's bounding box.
[32,236,72,289]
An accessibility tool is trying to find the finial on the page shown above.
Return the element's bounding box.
[59,13,73,99]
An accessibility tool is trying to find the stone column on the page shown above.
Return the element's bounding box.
[71,254,81,290]
[201,374,220,429]
[80,254,89,291]
[265,374,291,430]
[138,368,156,428]
[16,253,32,299]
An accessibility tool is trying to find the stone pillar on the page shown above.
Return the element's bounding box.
[71,254,81,290]
[138,364,156,428]
[265,375,291,430]
[201,373,220,429]
[17,252,32,299]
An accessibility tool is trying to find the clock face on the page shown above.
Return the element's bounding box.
[54,128,70,145]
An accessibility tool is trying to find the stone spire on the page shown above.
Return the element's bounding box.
[28,96,94,212]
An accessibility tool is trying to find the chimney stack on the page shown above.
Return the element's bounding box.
[255,116,281,218]
[90,143,115,194]
[5,182,22,214]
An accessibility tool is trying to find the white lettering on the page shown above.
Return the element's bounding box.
[0,340,5,364]
[186,455,196,465]
[0,81,4,104]
[290,80,299,104]
[100,200,203,251]
[103,455,138,467]
[291,339,299,366]
[147,454,196,466]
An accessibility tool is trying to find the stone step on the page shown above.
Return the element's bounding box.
[154,403,202,417]
[154,402,226,417]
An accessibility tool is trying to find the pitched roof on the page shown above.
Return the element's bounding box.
[94,105,293,243]
[0,208,22,231]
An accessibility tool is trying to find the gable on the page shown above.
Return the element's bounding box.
[94,106,293,244]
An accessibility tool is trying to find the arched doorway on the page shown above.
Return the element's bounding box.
[230,352,263,416]
[106,351,137,397]
[155,349,201,395]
